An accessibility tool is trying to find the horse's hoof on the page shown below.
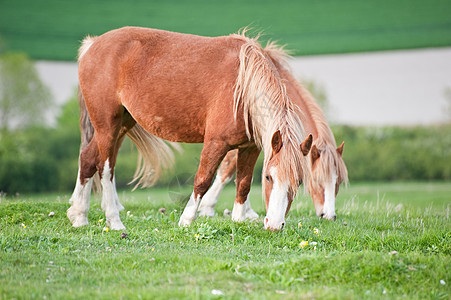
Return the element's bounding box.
[245,209,259,220]
[198,207,215,217]
[178,216,194,227]
[67,207,88,227]
[107,218,126,230]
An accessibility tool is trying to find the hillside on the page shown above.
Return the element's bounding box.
[1,0,451,60]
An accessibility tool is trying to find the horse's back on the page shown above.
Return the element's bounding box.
[78,27,248,143]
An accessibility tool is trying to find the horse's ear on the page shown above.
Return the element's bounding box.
[271,130,283,154]
[337,141,344,156]
[311,145,320,164]
[300,134,313,156]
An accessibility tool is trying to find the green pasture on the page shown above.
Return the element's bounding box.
[1,0,451,60]
[1,182,449,299]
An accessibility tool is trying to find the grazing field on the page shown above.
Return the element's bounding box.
[1,0,451,60]
[0,182,449,299]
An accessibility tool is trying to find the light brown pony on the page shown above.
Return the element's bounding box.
[199,45,348,222]
[67,27,312,231]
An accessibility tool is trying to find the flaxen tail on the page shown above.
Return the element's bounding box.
[126,125,180,190]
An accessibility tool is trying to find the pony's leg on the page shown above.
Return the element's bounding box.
[102,175,124,212]
[179,141,229,226]
[231,146,260,222]
[67,140,99,227]
[112,176,124,211]
[244,195,259,220]
[97,113,135,230]
[100,129,130,214]
[198,150,237,217]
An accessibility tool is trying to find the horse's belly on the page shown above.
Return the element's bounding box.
[128,106,206,143]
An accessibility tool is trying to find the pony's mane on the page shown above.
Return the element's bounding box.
[294,80,348,188]
[263,47,349,188]
[232,32,309,194]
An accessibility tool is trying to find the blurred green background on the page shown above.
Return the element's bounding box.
[0,0,450,194]
[1,0,451,60]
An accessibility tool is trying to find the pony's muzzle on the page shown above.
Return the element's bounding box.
[264,216,285,231]
[320,213,337,221]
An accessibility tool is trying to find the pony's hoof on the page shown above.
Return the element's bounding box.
[198,207,215,217]
[245,209,259,220]
[67,208,88,227]
[231,202,246,222]
[178,216,194,227]
[107,218,126,230]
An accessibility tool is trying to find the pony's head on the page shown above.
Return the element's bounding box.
[263,131,312,231]
[308,142,348,220]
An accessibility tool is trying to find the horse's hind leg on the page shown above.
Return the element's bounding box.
[231,146,260,222]
[67,139,99,227]
[198,150,237,217]
[95,107,136,230]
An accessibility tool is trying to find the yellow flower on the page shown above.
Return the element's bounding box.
[98,219,103,223]
[313,228,319,235]
[103,226,109,232]
[151,247,155,251]
[298,222,302,228]
[154,228,159,233]
[300,240,308,248]
[21,223,26,229]
[195,233,200,241]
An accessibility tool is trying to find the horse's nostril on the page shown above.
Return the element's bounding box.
[281,222,285,229]
[320,213,325,218]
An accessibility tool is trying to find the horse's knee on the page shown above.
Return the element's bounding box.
[194,176,213,197]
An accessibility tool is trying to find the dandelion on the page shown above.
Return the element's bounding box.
[195,233,200,241]
[98,219,103,223]
[103,226,109,232]
[298,222,302,228]
[313,228,319,235]
[151,247,155,252]
[21,223,26,229]
[299,240,308,248]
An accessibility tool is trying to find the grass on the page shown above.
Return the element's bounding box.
[1,0,451,60]
[0,182,450,299]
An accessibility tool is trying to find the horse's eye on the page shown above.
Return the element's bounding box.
[265,175,270,182]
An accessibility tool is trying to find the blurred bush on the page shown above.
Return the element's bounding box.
[1,90,450,194]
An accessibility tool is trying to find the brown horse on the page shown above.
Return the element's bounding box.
[199,45,348,223]
[67,27,312,231]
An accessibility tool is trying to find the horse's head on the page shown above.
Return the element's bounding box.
[263,131,312,231]
[308,142,347,220]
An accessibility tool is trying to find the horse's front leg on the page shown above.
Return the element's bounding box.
[198,150,238,217]
[179,140,229,226]
[231,146,260,222]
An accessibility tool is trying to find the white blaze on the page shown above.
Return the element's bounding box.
[264,167,289,230]
[322,172,337,220]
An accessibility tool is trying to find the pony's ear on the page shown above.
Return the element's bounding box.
[271,130,283,154]
[311,145,321,164]
[337,141,344,156]
[300,134,313,156]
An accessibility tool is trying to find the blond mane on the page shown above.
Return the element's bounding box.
[232,33,309,194]
[263,44,349,189]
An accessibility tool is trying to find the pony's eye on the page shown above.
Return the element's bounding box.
[265,175,271,182]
